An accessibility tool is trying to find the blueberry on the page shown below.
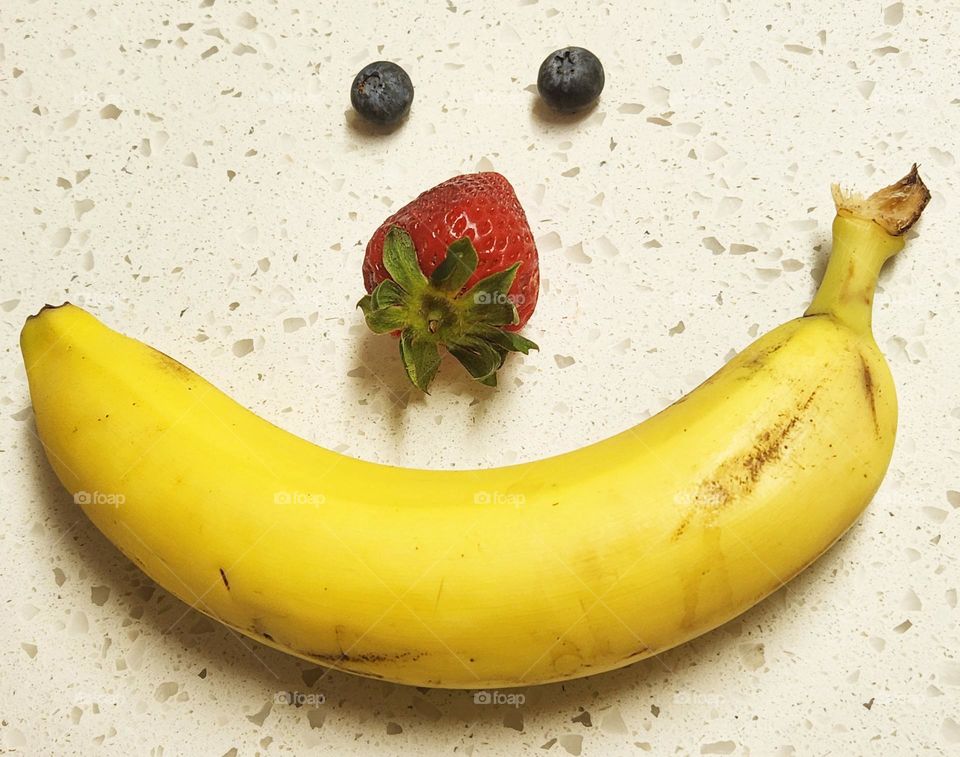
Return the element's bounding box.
[350,61,414,126]
[537,47,605,113]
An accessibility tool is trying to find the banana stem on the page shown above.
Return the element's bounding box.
[805,166,930,333]
[805,215,902,333]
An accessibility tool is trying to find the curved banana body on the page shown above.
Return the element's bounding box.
[20,171,928,688]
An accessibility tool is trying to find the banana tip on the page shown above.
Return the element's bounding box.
[832,164,931,236]
[25,302,73,322]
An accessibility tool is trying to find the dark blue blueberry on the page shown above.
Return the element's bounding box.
[537,47,605,113]
[350,61,414,126]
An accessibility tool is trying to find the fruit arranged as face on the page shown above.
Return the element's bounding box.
[360,172,540,391]
[350,61,414,125]
[537,47,605,113]
[19,168,929,689]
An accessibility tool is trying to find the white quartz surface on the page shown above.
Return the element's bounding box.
[2,0,959,754]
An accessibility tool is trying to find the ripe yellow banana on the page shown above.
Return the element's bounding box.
[21,168,929,689]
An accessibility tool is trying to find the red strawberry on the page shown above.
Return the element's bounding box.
[359,172,540,392]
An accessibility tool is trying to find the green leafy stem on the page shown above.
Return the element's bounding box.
[358,226,538,392]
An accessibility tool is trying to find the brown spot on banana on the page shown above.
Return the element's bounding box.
[303,649,424,665]
[249,618,275,642]
[672,514,690,541]
[219,567,229,590]
[741,340,786,371]
[672,387,820,540]
[296,624,428,670]
[620,645,651,662]
[860,353,880,436]
[150,345,198,383]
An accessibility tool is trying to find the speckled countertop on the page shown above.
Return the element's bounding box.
[2,0,958,754]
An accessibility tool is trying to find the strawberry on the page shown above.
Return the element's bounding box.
[358,172,540,392]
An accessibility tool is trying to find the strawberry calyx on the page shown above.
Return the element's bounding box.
[357,226,538,392]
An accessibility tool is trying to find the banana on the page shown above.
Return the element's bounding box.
[20,168,929,689]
